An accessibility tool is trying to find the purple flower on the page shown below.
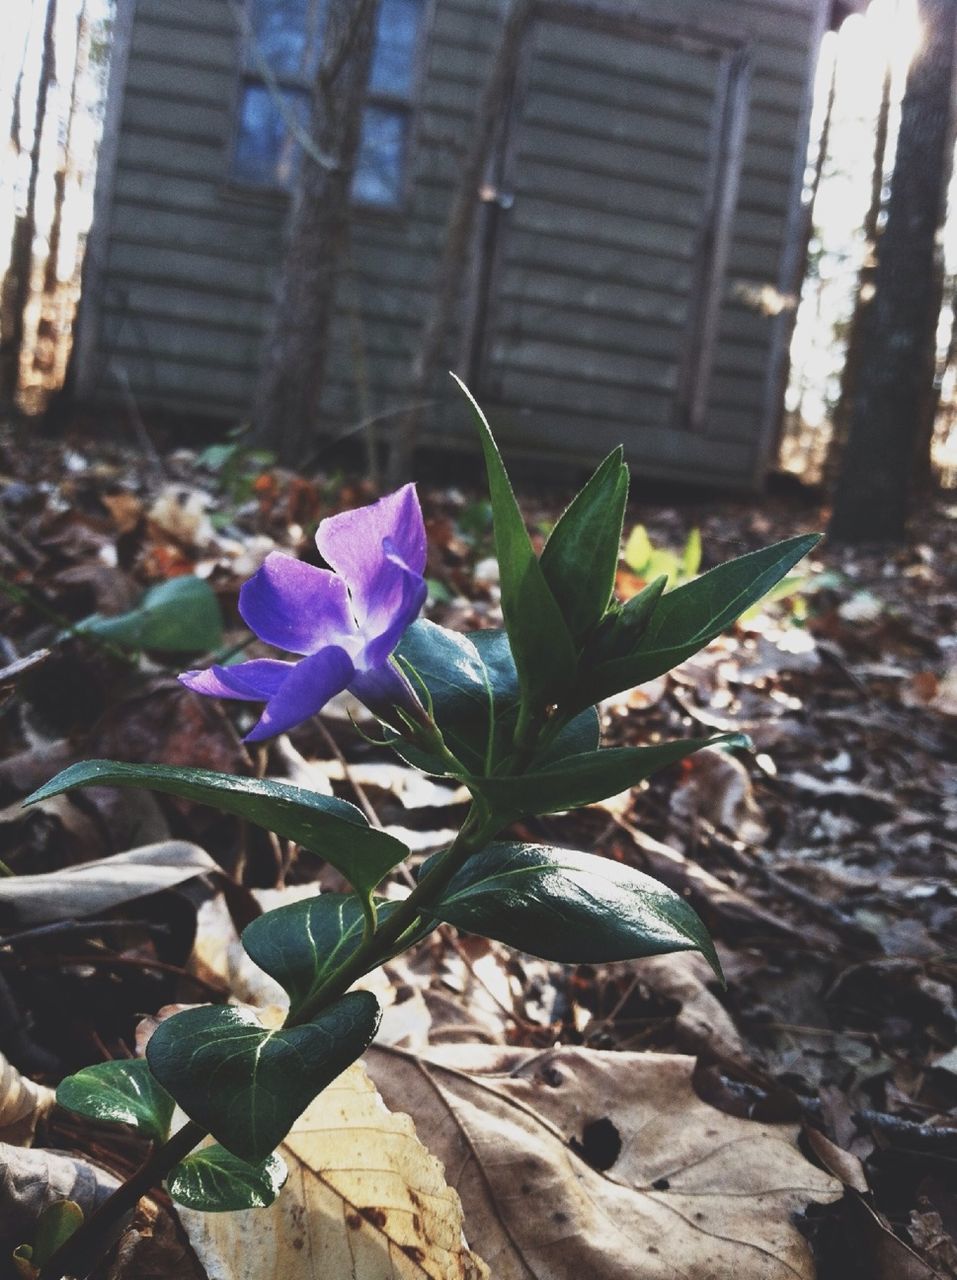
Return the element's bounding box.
[180,484,428,742]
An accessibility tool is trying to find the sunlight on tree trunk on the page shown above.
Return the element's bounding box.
[0,0,57,410]
[829,0,957,542]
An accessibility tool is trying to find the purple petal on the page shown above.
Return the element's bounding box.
[349,660,428,730]
[244,646,354,742]
[239,553,355,655]
[179,659,294,701]
[315,484,426,632]
[360,550,428,669]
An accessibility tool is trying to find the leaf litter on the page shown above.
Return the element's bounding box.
[0,427,954,1276]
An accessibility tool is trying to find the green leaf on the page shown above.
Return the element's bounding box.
[24,761,408,899]
[473,733,748,818]
[22,1201,84,1272]
[623,524,654,574]
[453,375,577,708]
[539,448,628,642]
[242,894,405,1016]
[575,535,821,707]
[146,994,381,1165]
[426,842,721,978]
[167,1145,287,1212]
[75,577,223,653]
[395,622,598,777]
[588,575,668,666]
[56,1059,174,1142]
[682,527,703,579]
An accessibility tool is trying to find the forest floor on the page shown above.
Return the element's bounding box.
[0,420,955,1280]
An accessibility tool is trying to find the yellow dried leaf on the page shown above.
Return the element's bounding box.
[177,1061,489,1280]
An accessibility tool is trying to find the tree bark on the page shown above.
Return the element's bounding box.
[0,0,58,408]
[251,0,379,464]
[825,57,892,490]
[385,0,534,488]
[829,0,957,542]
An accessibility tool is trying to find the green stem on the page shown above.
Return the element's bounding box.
[286,798,496,1026]
[37,1121,205,1280]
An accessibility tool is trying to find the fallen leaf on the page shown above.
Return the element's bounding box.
[0,1143,119,1258]
[178,1060,489,1280]
[366,1043,841,1279]
[670,747,769,845]
[0,1051,55,1146]
[631,952,747,1064]
[0,840,218,925]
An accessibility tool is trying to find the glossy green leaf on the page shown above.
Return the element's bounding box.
[427,842,721,978]
[167,1144,287,1212]
[147,993,381,1165]
[242,893,404,1016]
[395,622,599,776]
[56,1059,174,1142]
[587,575,668,666]
[473,733,747,818]
[454,375,577,708]
[575,535,821,708]
[539,448,628,642]
[76,576,223,653]
[24,761,408,898]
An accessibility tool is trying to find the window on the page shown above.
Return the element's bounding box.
[232,0,425,208]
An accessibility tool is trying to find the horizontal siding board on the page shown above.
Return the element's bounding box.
[500,242,696,295]
[492,307,691,362]
[125,54,234,104]
[490,338,680,392]
[494,271,692,328]
[122,89,231,141]
[117,128,230,180]
[486,368,675,426]
[135,0,232,34]
[131,20,236,69]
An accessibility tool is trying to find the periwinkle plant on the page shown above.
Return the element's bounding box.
[24,383,819,1279]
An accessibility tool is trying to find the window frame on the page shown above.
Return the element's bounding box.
[223,0,434,215]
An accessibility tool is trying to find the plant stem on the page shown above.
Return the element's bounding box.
[286,799,497,1025]
[38,1121,206,1280]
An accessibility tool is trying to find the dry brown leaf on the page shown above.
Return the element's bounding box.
[0,840,218,925]
[0,1051,55,1146]
[632,952,748,1065]
[366,1043,842,1280]
[178,1061,489,1280]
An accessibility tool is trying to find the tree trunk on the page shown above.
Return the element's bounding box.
[385,0,534,488]
[43,5,88,302]
[0,0,58,408]
[825,57,893,490]
[251,0,379,464]
[829,0,957,543]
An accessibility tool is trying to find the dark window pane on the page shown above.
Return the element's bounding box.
[248,0,324,76]
[353,105,406,206]
[233,83,308,187]
[369,0,422,98]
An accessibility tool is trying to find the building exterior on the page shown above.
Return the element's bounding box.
[74,0,860,488]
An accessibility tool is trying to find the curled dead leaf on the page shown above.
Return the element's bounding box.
[366,1043,842,1280]
[0,1052,55,1146]
[0,840,219,925]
